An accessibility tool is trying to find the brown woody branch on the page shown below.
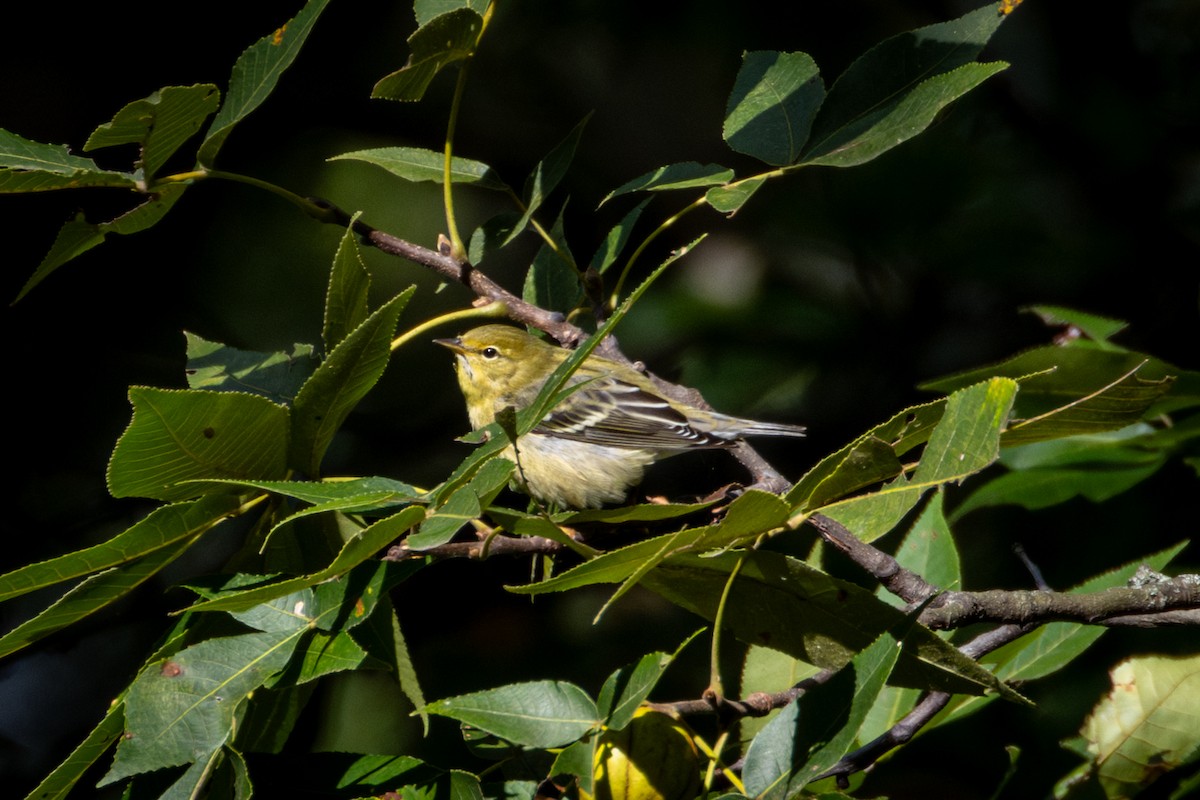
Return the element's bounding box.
[810,513,1200,628]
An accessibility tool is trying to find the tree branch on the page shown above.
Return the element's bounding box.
[920,578,1200,629]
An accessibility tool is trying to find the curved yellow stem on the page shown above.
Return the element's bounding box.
[390,301,508,352]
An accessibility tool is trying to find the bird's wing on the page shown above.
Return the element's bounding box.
[532,375,729,450]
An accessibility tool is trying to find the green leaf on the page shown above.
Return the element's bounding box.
[372,8,483,102]
[324,214,372,351]
[192,476,422,507]
[426,680,600,748]
[414,0,486,26]
[786,399,945,510]
[0,128,136,193]
[100,629,301,785]
[290,286,415,476]
[468,211,521,264]
[0,496,236,603]
[706,176,767,214]
[953,425,1166,517]
[802,4,1010,166]
[512,491,785,604]
[272,630,368,685]
[330,146,508,190]
[185,332,318,404]
[15,185,186,301]
[182,506,425,615]
[1001,363,1176,447]
[563,500,713,525]
[880,491,961,607]
[724,51,823,166]
[523,205,581,315]
[333,754,429,790]
[409,457,515,549]
[921,343,1191,423]
[20,699,124,800]
[819,377,1016,541]
[0,545,199,659]
[353,595,429,727]
[742,626,903,797]
[739,645,825,744]
[107,387,289,501]
[642,549,1023,701]
[1082,654,1200,799]
[589,197,651,274]
[1025,305,1128,349]
[601,162,735,206]
[85,84,221,178]
[596,634,701,730]
[198,0,331,164]
[505,115,591,245]
[804,62,1006,167]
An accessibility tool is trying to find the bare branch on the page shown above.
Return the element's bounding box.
[920,578,1200,629]
[808,513,939,604]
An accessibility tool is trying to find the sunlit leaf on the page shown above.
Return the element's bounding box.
[818,378,1016,541]
[596,633,701,730]
[198,0,332,165]
[953,425,1167,517]
[108,387,289,501]
[372,8,483,102]
[324,215,372,351]
[802,5,1010,166]
[0,128,135,193]
[706,176,767,214]
[426,681,599,748]
[787,399,945,510]
[184,332,318,404]
[330,146,508,190]
[101,629,301,785]
[290,286,415,476]
[181,506,425,614]
[921,342,1195,419]
[724,51,823,166]
[85,84,221,178]
[1082,654,1200,799]
[1025,305,1127,349]
[600,162,735,206]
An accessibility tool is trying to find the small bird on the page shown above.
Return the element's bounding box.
[435,324,806,509]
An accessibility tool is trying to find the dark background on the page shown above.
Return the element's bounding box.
[2,1,1198,797]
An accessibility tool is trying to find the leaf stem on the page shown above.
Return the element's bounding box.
[708,549,748,698]
[610,196,707,307]
[442,2,496,262]
[390,301,508,352]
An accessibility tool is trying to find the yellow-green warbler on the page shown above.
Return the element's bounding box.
[435,324,806,509]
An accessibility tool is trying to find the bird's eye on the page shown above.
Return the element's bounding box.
[481,347,500,359]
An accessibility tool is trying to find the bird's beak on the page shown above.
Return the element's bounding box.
[433,336,466,354]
